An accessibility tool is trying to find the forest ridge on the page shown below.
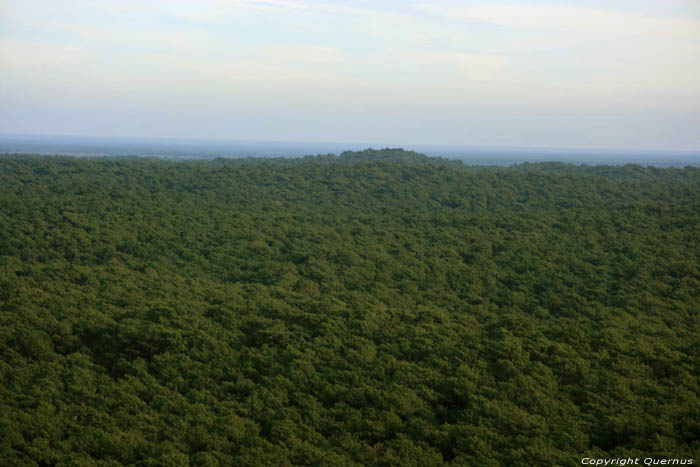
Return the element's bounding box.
[0,150,698,465]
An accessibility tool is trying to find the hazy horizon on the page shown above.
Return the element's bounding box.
[2,132,698,167]
[3,131,700,154]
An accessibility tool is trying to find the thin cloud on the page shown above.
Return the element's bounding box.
[417,3,700,37]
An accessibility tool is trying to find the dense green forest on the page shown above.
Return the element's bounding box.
[1,150,698,466]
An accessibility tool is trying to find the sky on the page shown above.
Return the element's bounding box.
[1,0,699,150]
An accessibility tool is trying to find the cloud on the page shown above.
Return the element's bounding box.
[261,44,343,64]
[418,3,700,36]
[0,39,88,68]
[412,3,700,96]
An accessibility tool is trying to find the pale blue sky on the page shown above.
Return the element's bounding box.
[1,0,699,150]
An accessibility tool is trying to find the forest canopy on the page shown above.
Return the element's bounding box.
[0,150,698,466]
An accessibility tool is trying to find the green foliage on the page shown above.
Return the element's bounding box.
[1,150,699,465]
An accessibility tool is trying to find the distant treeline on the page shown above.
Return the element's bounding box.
[1,150,699,465]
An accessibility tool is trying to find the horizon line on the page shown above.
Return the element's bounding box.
[1,131,699,155]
